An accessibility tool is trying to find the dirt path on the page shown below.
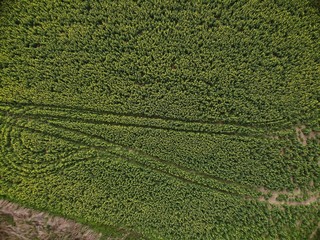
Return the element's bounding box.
[0,200,101,240]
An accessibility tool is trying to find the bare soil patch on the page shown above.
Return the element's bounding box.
[258,187,319,206]
[295,125,320,146]
[309,223,320,240]
[0,200,101,240]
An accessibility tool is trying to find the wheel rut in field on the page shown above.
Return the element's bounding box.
[0,101,288,130]
[1,103,317,206]
[3,115,256,198]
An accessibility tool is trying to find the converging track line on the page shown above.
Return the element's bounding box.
[1,113,256,198]
[0,101,288,129]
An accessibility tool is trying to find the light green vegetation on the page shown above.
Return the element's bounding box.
[0,0,319,239]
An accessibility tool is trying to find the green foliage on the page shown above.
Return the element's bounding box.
[0,0,319,239]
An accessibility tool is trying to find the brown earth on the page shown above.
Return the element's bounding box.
[258,187,319,206]
[295,125,320,146]
[0,200,102,240]
[309,223,320,240]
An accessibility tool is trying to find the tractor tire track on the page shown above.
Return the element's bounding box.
[11,111,268,139]
[2,113,312,206]
[0,122,98,177]
[2,114,256,198]
[44,121,254,190]
[0,101,288,129]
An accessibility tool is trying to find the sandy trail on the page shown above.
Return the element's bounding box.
[0,200,101,240]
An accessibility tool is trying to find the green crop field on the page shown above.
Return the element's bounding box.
[0,0,319,239]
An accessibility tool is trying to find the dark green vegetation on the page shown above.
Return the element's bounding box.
[0,0,319,239]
